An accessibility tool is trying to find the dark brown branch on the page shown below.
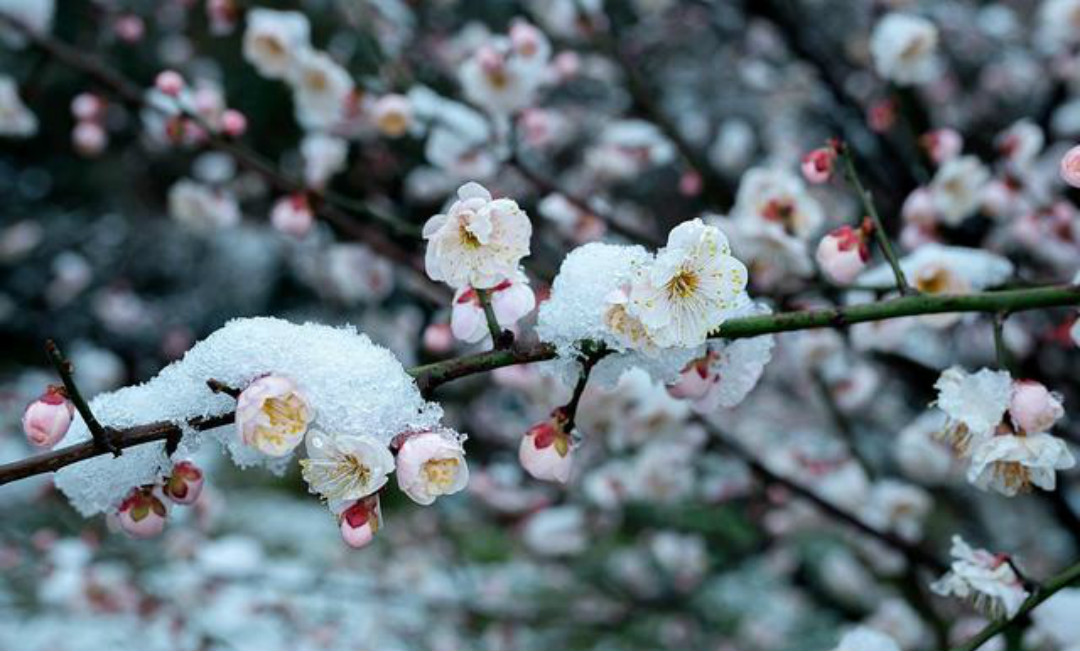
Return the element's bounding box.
[45,340,120,457]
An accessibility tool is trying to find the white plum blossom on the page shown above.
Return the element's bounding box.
[450,274,535,343]
[931,535,1030,618]
[459,19,551,115]
[394,429,470,505]
[301,133,348,189]
[235,374,315,457]
[167,179,241,233]
[628,219,749,348]
[242,8,311,79]
[423,182,532,289]
[731,167,825,240]
[996,119,1044,171]
[929,156,991,226]
[585,120,676,181]
[870,13,940,86]
[0,75,37,137]
[967,432,1075,496]
[934,366,1012,453]
[270,194,314,238]
[287,49,353,130]
[373,93,413,137]
[860,480,931,542]
[895,411,956,485]
[299,429,395,501]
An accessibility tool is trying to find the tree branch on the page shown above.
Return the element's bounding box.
[44,340,121,457]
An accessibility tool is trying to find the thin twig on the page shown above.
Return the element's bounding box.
[992,312,1013,373]
[474,287,510,349]
[206,379,241,399]
[44,340,120,457]
[838,144,913,295]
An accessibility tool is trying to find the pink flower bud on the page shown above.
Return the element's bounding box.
[155,70,185,97]
[422,322,455,354]
[163,461,204,505]
[920,128,963,165]
[70,93,105,122]
[117,488,168,539]
[519,412,573,483]
[1060,145,1080,189]
[339,496,381,549]
[113,14,145,43]
[678,170,703,196]
[815,225,870,285]
[668,354,715,401]
[220,109,247,137]
[270,194,314,238]
[72,121,108,157]
[1009,380,1064,434]
[22,386,74,449]
[800,147,835,184]
[394,429,469,505]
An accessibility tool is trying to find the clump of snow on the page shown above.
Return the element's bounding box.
[55,317,441,516]
[535,242,701,387]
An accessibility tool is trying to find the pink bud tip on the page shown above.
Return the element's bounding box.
[155,70,185,97]
[221,109,247,138]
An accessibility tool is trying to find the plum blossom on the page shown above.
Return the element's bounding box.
[373,94,412,138]
[287,49,353,130]
[870,13,940,85]
[967,431,1075,496]
[934,366,1012,454]
[931,535,1029,618]
[801,147,835,184]
[270,194,314,238]
[0,75,37,137]
[167,179,241,233]
[301,133,348,189]
[929,156,990,226]
[394,429,470,505]
[338,495,381,549]
[520,411,573,483]
[459,19,551,115]
[450,274,535,343]
[732,167,824,240]
[585,120,676,181]
[628,219,748,348]
[22,386,74,448]
[235,374,314,457]
[423,182,532,289]
[831,626,901,651]
[162,461,204,505]
[1009,380,1064,434]
[242,9,311,79]
[920,128,963,165]
[1060,144,1080,188]
[300,430,395,501]
[116,487,168,539]
[996,120,1044,172]
[816,224,870,285]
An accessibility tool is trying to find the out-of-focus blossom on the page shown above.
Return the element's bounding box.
[1037,0,1080,53]
[72,121,107,157]
[585,120,675,181]
[522,505,587,556]
[1028,588,1080,651]
[373,94,412,137]
[0,75,37,137]
[732,167,824,240]
[801,147,835,184]
[207,0,239,36]
[163,461,204,505]
[816,224,870,285]
[934,366,1012,454]
[270,194,314,238]
[339,495,381,549]
[1060,144,1080,188]
[628,219,748,348]
[422,322,455,354]
[870,13,940,85]
[520,410,573,483]
[242,8,311,79]
[931,535,1029,618]
[167,179,241,233]
[451,274,535,343]
[70,93,105,122]
[1009,380,1064,434]
[301,133,348,189]
[394,429,469,505]
[323,243,394,304]
[235,374,314,457]
[860,480,931,542]
[831,626,901,651]
[895,412,956,485]
[116,487,168,539]
[667,321,774,412]
[300,430,394,500]
[0,0,54,48]
[460,19,551,115]
[22,386,74,448]
[154,70,185,97]
[929,156,990,226]
[220,109,247,137]
[423,182,532,289]
[288,49,353,129]
[920,129,963,165]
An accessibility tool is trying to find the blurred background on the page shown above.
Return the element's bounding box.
[3,0,1080,650]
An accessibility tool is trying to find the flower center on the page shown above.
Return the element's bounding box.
[422,458,460,491]
[458,219,482,249]
[257,35,286,58]
[992,461,1032,493]
[915,266,952,294]
[262,395,306,433]
[665,269,699,299]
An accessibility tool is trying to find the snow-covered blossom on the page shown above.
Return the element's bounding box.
[816,225,870,285]
[831,626,901,651]
[235,374,314,457]
[373,94,412,137]
[288,49,353,129]
[394,429,470,505]
[339,495,381,549]
[801,147,835,184]
[967,432,1075,496]
[459,20,551,114]
[929,156,990,226]
[1060,144,1080,189]
[423,182,532,289]
[520,411,573,483]
[1009,380,1064,434]
[242,9,311,79]
[22,386,74,448]
[870,13,940,85]
[602,284,656,353]
[116,487,168,539]
[920,128,963,165]
[270,194,314,238]
[450,274,535,343]
[300,133,348,189]
[934,366,1012,453]
[628,219,749,348]
[162,461,204,505]
[300,429,394,501]
[167,179,241,233]
[931,535,1029,618]
[0,75,37,137]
